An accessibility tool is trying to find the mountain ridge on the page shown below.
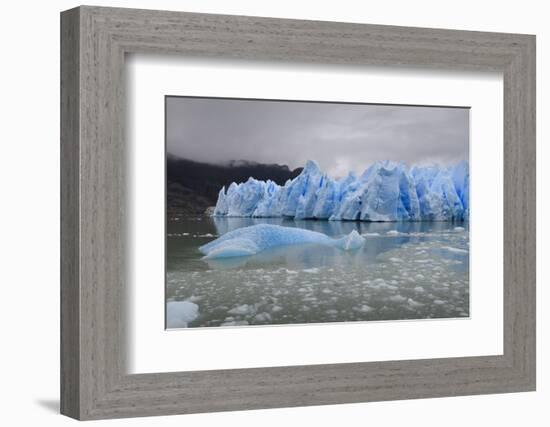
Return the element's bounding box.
[167,156,303,216]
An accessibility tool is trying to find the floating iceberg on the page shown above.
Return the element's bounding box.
[166,301,199,328]
[199,224,365,259]
[213,160,469,222]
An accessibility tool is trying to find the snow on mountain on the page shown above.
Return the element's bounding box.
[212,160,469,222]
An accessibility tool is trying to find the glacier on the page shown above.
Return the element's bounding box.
[213,160,469,222]
[199,224,365,259]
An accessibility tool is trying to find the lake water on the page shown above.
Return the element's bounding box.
[166,216,469,328]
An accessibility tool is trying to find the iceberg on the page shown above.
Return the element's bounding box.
[199,224,365,259]
[166,301,199,328]
[333,229,365,250]
[213,160,469,222]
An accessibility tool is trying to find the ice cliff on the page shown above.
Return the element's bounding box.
[199,224,365,259]
[213,160,469,222]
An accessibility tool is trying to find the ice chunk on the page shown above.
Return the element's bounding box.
[227,304,254,315]
[441,246,468,254]
[253,312,272,322]
[333,230,365,250]
[221,320,249,326]
[199,224,365,259]
[356,304,373,313]
[166,301,199,328]
[407,298,424,308]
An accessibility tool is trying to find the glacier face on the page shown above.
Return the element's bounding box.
[213,160,469,222]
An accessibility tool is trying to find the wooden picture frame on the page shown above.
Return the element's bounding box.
[60,5,536,420]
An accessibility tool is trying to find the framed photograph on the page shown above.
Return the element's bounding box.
[165,96,471,329]
[61,6,536,420]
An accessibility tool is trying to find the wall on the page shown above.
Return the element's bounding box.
[0,0,547,425]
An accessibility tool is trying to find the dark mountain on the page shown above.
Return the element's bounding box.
[167,155,303,216]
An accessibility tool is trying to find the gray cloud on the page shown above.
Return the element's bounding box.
[166,96,469,178]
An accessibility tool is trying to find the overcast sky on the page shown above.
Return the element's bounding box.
[166,96,469,178]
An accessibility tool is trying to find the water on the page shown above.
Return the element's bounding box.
[166,216,469,328]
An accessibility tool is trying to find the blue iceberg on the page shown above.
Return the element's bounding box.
[199,224,365,259]
[213,160,469,222]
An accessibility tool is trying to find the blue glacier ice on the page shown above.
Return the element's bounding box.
[451,160,470,219]
[199,224,365,259]
[330,161,420,221]
[213,160,468,222]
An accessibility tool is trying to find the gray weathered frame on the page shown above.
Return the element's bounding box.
[60,5,536,420]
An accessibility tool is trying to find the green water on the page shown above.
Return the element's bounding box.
[166,216,469,328]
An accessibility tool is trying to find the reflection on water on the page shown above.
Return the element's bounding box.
[210,216,454,237]
[166,216,469,328]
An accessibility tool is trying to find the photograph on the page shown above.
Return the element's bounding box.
[165,96,470,329]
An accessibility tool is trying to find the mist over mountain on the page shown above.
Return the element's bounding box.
[167,155,303,215]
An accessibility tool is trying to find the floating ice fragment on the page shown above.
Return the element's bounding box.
[356,304,373,313]
[166,301,199,328]
[441,246,468,254]
[407,298,424,308]
[227,304,254,315]
[271,305,283,313]
[389,295,407,303]
[253,312,272,323]
[186,295,203,303]
[333,230,365,250]
[221,320,249,326]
